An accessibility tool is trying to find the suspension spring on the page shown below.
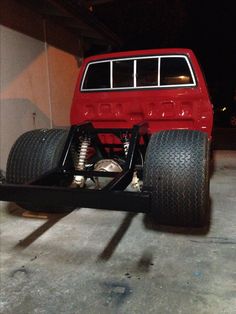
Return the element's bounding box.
[77,137,91,170]
[123,138,129,157]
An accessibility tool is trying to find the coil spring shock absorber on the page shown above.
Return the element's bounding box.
[73,136,91,187]
[123,136,140,191]
[123,137,129,157]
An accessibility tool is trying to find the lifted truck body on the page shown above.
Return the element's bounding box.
[71,48,212,137]
[0,48,213,227]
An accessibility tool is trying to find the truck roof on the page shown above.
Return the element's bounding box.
[84,48,195,63]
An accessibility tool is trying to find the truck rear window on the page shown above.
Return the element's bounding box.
[113,60,134,88]
[82,61,110,89]
[136,58,159,87]
[81,55,196,91]
[160,57,194,85]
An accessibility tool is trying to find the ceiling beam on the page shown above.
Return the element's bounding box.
[86,0,114,6]
[46,0,121,46]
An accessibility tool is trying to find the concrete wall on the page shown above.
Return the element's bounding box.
[0,25,80,172]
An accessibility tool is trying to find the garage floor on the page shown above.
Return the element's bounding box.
[1,151,236,314]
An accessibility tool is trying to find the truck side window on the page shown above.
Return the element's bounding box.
[83,62,110,89]
[160,57,193,86]
[113,60,134,88]
[136,58,158,87]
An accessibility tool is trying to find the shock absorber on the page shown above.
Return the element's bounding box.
[122,135,141,191]
[73,136,91,187]
[123,137,130,157]
[77,137,90,170]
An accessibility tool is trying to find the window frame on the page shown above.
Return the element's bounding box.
[81,55,196,92]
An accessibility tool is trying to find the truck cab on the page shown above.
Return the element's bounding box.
[71,48,213,138]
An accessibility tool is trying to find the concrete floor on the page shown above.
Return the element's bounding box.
[0,151,236,314]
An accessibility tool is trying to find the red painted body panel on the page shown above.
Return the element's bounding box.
[70,48,213,138]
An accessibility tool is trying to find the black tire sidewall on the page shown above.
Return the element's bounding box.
[143,130,210,227]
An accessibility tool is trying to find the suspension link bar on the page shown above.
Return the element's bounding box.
[0,121,150,213]
[0,184,150,213]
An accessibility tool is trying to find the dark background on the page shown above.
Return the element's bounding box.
[1,0,235,117]
[2,0,235,108]
[89,0,236,108]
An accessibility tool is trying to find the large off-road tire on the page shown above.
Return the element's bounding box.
[6,129,74,212]
[143,130,210,227]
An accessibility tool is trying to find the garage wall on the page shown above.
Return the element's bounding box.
[0,25,80,172]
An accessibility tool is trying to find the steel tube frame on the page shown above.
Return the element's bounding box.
[0,121,151,213]
[0,184,150,213]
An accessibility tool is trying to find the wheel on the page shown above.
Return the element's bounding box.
[143,130,210,227]
[6,128,74,212]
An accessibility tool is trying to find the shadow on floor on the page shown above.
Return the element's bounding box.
[7,203,69,249]
[97,212,137,262]
[14,215,67,249]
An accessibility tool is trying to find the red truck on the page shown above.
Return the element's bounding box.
[0,48,213,227]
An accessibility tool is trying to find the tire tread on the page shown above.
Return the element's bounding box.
[143,130,209,227]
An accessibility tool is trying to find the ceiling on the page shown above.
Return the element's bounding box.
[16,1,236,56]
[8,0,236,101]
[17,0,122,49]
